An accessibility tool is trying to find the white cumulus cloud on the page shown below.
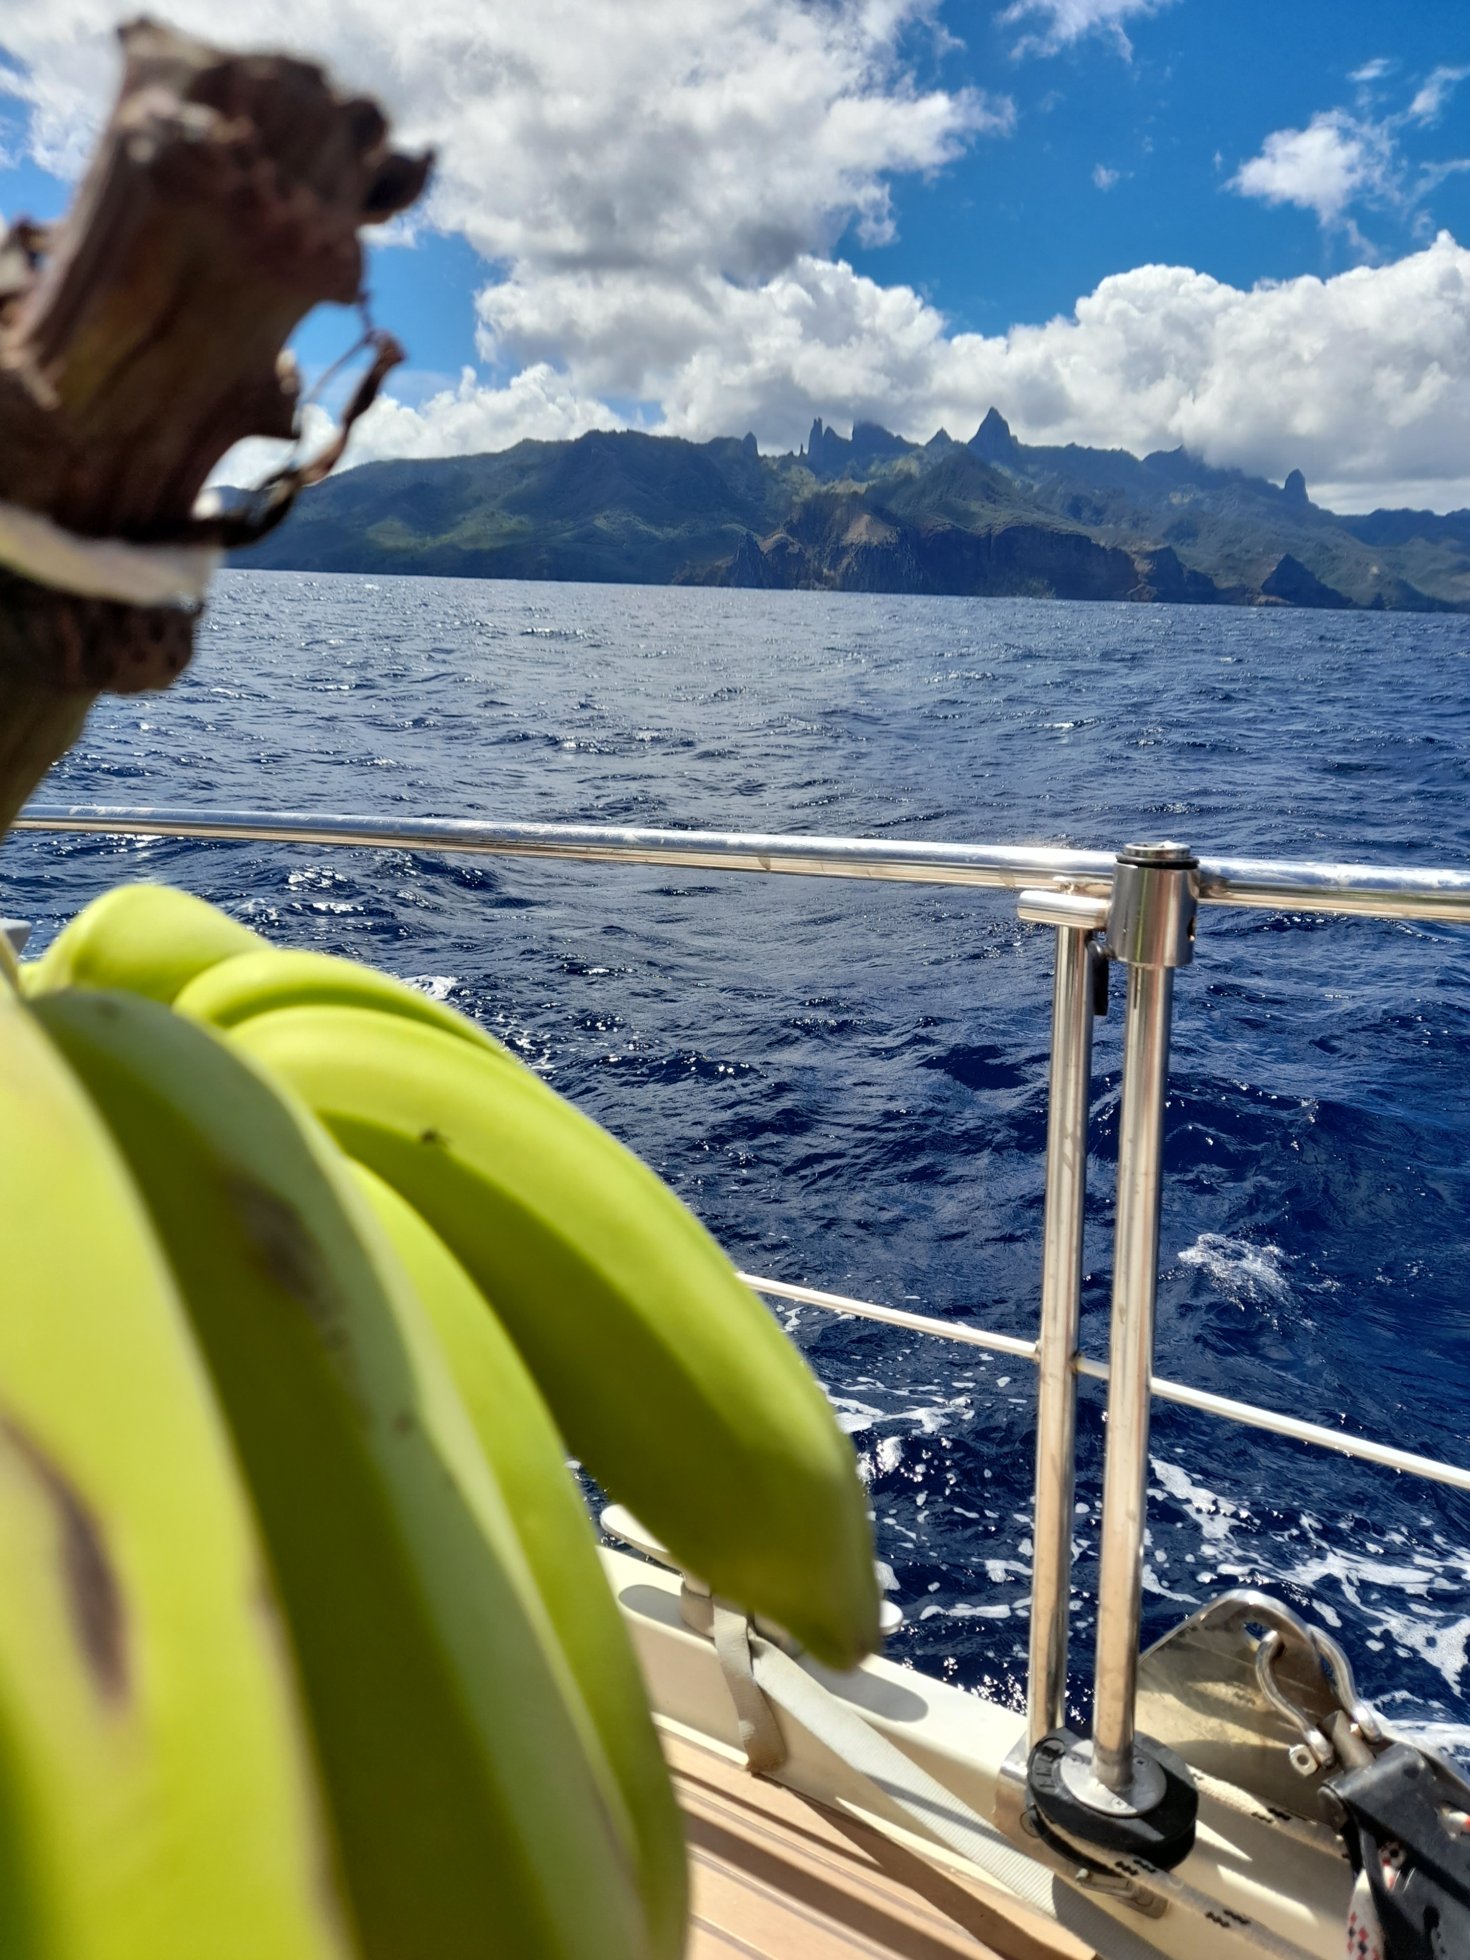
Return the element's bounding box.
[213,364,624,484]
[0,0,1005,277]
[1000,0,1177,60]
[1409,65,1470,126]
[8,5,1470,510]
[2,0,1016,465]
[1232,68,1470,237]
[928,236,1470,509]
[292,231,1470,513]
[1230,112,1389,225]
[345,366,623,463]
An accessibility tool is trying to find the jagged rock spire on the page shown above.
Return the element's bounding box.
[970,406,1020,465]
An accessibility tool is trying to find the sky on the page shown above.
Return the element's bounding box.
[1,0,1469,510]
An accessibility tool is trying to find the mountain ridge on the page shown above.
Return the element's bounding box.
[238,410,1470,611]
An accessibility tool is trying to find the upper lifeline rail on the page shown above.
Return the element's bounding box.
[17,803,1470,923]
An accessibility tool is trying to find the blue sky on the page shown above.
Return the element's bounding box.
[871,2,1470,330]
[2,0,1468,506]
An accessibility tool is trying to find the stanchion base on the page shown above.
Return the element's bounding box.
[1026,1728,1198,1871]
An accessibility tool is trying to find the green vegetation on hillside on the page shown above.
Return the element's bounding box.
[239,413,1470,610]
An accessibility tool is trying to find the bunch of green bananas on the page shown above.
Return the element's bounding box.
[3,881,879,1959]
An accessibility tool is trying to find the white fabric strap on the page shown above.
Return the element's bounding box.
[0,499,220,607]
[712,1602,788,1774]
[679,1581,787,1771]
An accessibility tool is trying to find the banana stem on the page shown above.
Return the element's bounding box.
[0,19,430,840]
[0,654,89,837]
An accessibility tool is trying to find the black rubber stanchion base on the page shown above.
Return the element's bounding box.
[1027,1728,1198,1871]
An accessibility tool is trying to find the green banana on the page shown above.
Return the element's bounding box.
[26,883,264,1002]
[231,1004,880,1670]
[349,1162,688,1960]
[0,987,353,1960]
[175,945,531,1073]
[34,989,646,1960]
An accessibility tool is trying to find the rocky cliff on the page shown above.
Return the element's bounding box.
[238,411,1470,611]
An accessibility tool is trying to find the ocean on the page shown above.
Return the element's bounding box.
[8,569,1470,1749]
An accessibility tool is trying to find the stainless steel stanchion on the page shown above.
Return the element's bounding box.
[1024,843,1201,1876]
[1018,889,1109,1752]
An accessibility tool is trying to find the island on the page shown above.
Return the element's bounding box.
[238,408,1470,611]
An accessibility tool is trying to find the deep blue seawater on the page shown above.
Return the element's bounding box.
[8,570,1470,1749]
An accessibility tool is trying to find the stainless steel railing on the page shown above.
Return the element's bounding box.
[18,803,1470,921]
[740,1273,1470,1491]
[16,802,1470,1800]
